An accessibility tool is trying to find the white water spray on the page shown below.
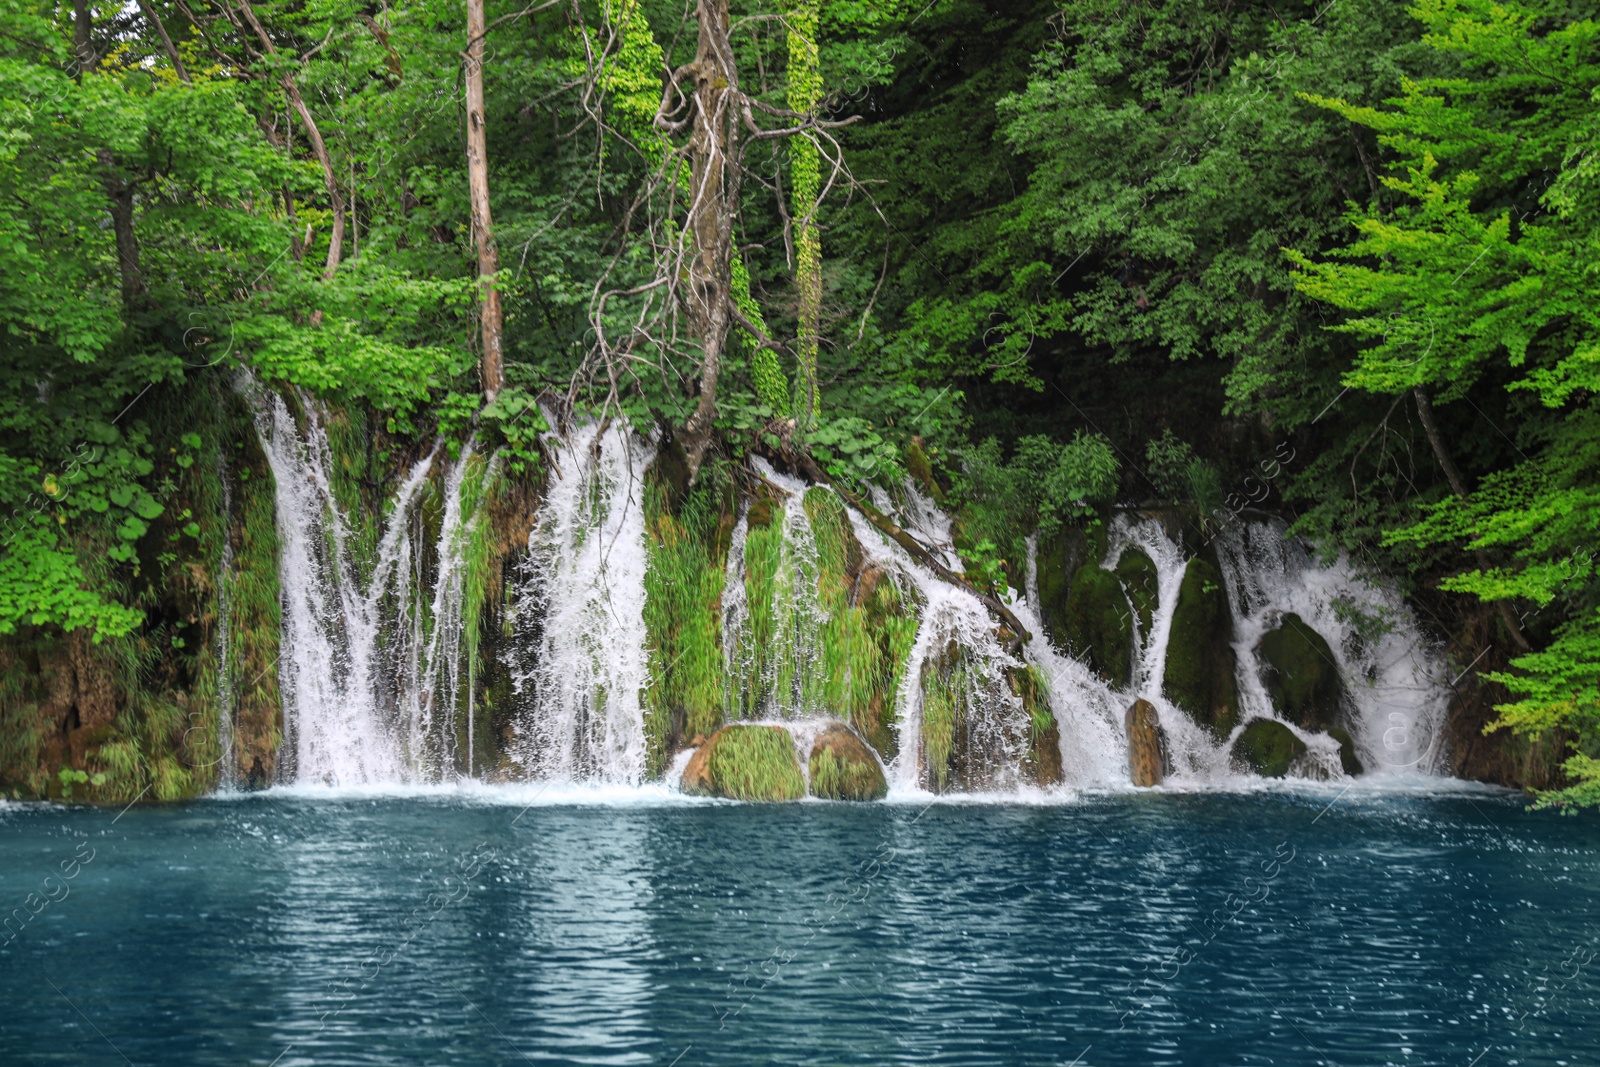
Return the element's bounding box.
[510,421,653,782]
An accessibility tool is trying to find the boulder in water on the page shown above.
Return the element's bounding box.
[1163,553,1239,739]
[1257,613,1345,731]
[1230,719,1307,778]
[1010,665,1064,787]
[1125,699,1168,787]
[1063,563,1134,687]
[681,724,806,801]
[808,723,888,801]
[1326,726,1363,776]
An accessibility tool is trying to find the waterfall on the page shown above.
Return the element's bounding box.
[249,384,436,786]
[509,420,653,783]
[236,387,1451,794]
[842,494,1031,793]
[405,440,484,778]
[1214,519,1449,776]
[721,459,829,720]
[1011,512,1451,786]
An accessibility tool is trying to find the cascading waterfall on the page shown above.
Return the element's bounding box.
[842,493,1032,793]
[1012,511,1452,786]
[248,382,434,786]
[404,439,485,778]
[721,459,829,720]
[240,388,1452,794]
[1215,519,1449,776]
[509,420,653,783]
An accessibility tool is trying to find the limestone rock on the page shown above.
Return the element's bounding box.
[808,723,888,801]
[681,724,806,801]
[1163,553,1239,738]
[1257,613,1345,731]
[1326,726,1364,777]
[1125,699,1168,787]
[1231,719,1307,778]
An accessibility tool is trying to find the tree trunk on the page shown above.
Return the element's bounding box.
[1413,386,1532,652]
[73,4,146,315]
[236,1,344,285]
[464,0,503,402]
[137,0,191,84]
[785,0,821,427]
[73,0,96,73]
[100,153,147,314]
[678,0,738,480]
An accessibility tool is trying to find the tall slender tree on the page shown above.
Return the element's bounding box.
[465,0,503,401]
[785,0,822,428]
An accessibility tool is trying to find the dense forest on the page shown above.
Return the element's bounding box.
[1,0,1597,804]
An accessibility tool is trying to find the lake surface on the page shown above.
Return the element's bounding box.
[2,783,1598,1066]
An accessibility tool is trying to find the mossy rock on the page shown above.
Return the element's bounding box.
[1326,726,1363,776]
[905,436,946,504]
[1034,523,1103,656]
[1009,665,1063,787]
[681,725,806,801]
[1257,613,1345,732]
[1063,564,1133,687]
[1230,719,1307,778]
[1163,553,1238,738]
[808,723,888,801]
[1114,548,1158,641]
[1124,699,1168,787]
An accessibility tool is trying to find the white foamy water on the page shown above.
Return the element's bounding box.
[509,420,653,783]
[249,383,436,786]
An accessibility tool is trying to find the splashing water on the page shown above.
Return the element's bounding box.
[509,421,653,783]
[1214,519,1449,776]
[249,382,436,786]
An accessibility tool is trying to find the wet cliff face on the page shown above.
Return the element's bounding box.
[0,417,1568,802]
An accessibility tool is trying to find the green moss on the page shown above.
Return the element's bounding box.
[227,412,283,788]
[808,727,889,801]
[1062,563,1133,687]
[1114,548,1158,640]
[1010,664,1063,786]
[905,437,945,504]
[691,724,806,801]
[920,661,960,793]
[1163,553,1239,738]
[802,488,912,750]
[1326,726,1364,776]
[729,500,786,721]
[642,461,733,777]
[1231,718,1307,778]
[1258,613,1344,731]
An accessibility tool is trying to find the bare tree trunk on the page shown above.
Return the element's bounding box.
[72,3,146,315]
[73,0,96,73]
[236,1,344,286]
[1413,386,1532,652]
[137,0,191,83]
[678,0,738,479]
[100,153,147,314]
[464,0,503,401]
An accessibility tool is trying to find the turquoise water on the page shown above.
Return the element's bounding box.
[2,786,1598,1066]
